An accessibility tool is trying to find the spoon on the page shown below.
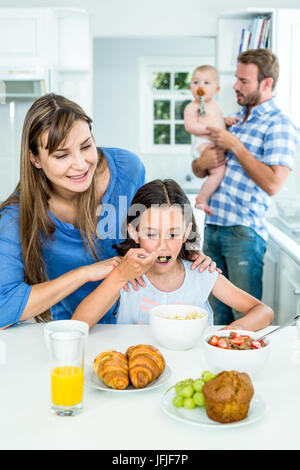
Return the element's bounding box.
[256,314,299,342]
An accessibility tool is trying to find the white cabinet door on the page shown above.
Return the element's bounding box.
[0,8,56,67]
[277,251,300,324]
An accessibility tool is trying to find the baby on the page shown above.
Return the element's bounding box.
[184,65,237,215]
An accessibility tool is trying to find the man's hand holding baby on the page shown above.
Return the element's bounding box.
[207,126,243,154]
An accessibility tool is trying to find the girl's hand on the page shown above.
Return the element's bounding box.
[189,251,222,274]
[123,276,146,293]
[115,248,158,285]
[84,257,122,282]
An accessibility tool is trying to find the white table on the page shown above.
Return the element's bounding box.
[1,323,300,450]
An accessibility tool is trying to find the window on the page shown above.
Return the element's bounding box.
[139,56,215,154]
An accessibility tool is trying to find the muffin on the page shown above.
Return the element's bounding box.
[202,370,254,423]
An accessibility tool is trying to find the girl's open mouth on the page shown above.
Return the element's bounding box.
[157,256,172,264]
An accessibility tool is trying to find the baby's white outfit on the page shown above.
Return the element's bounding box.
[191,135,212,159]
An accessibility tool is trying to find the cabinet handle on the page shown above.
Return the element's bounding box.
[295,289,300,296]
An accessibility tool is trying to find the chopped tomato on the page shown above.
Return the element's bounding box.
[240,335,250,339]
[251,340,262,349]
[210,335,219,346]
[218,338,228,349]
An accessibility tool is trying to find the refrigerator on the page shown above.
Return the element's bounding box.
[0,66,49,202]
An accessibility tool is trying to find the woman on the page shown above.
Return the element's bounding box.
[0,93,216,329]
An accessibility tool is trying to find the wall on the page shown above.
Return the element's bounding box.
[93,36,215,191]
[0,0,300,37]
[93,36,214,149]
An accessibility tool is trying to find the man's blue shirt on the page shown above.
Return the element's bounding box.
[206,98,299,240]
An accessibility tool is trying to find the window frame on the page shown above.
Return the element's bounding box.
[139,56,215,155]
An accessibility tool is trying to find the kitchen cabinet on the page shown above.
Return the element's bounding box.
[50,9,92,117]
[277,251,300,323]
[262,222,300,324]
[217,8,300,128]
[0,7,92,115]
[262,237,280,320]
[0,8,56,67]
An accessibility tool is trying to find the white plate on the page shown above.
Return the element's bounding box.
[85,364,172,393]
[161,389,266,428]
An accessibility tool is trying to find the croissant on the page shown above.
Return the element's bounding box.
[93,350,129,390]
[125,344,165,389]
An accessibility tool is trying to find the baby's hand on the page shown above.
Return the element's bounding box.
[224,117,239,127]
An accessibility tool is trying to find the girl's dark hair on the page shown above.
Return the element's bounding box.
[115,179,200,260]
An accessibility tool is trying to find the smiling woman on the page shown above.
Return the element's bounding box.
[0,93,147,328]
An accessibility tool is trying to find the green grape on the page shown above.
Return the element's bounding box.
[183,378,194,384]
[193,379,204,392]
[174,379,192,394]
[173,395,184,407]
[183,397,195,409]
[201,370,216,382]
[182,384,194,398]
[175,382,185,394]
[193,392,205,407]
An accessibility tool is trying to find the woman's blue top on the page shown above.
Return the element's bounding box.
[0,148,145,327]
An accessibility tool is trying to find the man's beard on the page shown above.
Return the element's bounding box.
[236,88,261,107]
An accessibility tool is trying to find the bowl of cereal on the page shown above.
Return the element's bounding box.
[202,330,272,379]
[149,304,208,350]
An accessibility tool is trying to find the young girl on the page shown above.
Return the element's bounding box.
[73,179,273,330]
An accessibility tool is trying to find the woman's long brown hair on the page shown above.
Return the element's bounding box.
[0,94,105,322]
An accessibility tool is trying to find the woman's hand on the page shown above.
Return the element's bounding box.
[189,251,222,274]
[84,257,122,282]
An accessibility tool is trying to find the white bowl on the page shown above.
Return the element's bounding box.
[44,319,89,350]
[202,330,271,379]
[149,304,208,350]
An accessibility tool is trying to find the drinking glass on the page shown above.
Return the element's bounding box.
[48,330,84,416]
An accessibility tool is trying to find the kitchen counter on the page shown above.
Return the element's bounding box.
[1,323,300,450]
[267,218,300,264]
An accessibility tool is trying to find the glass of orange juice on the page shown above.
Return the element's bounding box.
[48,330,84,416]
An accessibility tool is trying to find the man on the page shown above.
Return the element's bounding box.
[192,49,298,325]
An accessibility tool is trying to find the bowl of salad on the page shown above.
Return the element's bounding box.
[201,330,271,379]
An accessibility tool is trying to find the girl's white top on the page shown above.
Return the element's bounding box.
[116,259,218,325]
